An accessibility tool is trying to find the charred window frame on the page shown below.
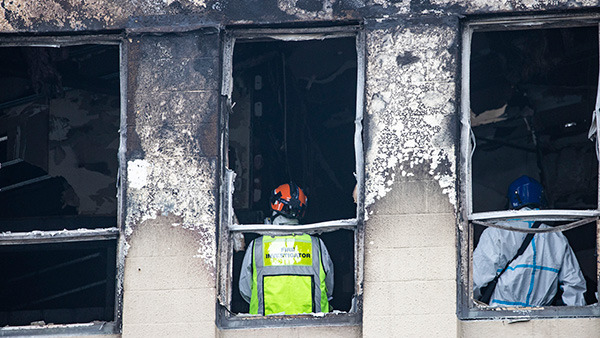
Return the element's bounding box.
[0,34,125,335]
[217,25,365,328]
[459,14,600,319]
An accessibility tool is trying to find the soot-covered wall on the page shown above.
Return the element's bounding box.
[2,0,600,337]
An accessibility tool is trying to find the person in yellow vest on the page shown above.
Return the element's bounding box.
[239,182,334,315]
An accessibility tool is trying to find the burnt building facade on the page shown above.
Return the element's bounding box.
[0,1,599,337]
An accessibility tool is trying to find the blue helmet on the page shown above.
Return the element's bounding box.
[507,175,547,209]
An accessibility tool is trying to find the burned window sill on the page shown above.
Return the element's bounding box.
[459,303,600,320]
[217,307,362,329]
[0,321,117,337]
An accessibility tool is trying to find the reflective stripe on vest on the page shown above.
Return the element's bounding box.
[250,234,329,315]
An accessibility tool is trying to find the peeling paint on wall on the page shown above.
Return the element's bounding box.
[122,31,221,272]
[428,0,599,13]
[277,0,336,19]
[364,21,458,211]
[0,1,127,30]
[1,0,599,33]
[125,156,217,267]
[369,0,410,13]
[127,159,149,190]
[0,0,212,32]
[125,118,218,267]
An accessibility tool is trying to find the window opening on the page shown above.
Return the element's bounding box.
[219,27,364,327]
[460,19,600,318]
[470,26,598,214]
[0,44,121,329]
[0,134,7,163]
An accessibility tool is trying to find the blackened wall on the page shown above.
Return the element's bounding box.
[2,1,600,337]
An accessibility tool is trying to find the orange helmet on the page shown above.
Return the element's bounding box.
[270,182,307,219]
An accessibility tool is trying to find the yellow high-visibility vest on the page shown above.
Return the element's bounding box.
[249,234,329,315]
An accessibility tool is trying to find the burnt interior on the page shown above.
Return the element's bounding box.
[229,37,357,313]
[0,45,120,325]
[470,26,599,304]
[0,240,117,326]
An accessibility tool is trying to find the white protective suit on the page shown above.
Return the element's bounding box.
[238,215,335,305]
[473,218,586,307]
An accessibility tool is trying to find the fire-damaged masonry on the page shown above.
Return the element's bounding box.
[365,19,457,209]
[124,32,220,272]
[1,0,600,337]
